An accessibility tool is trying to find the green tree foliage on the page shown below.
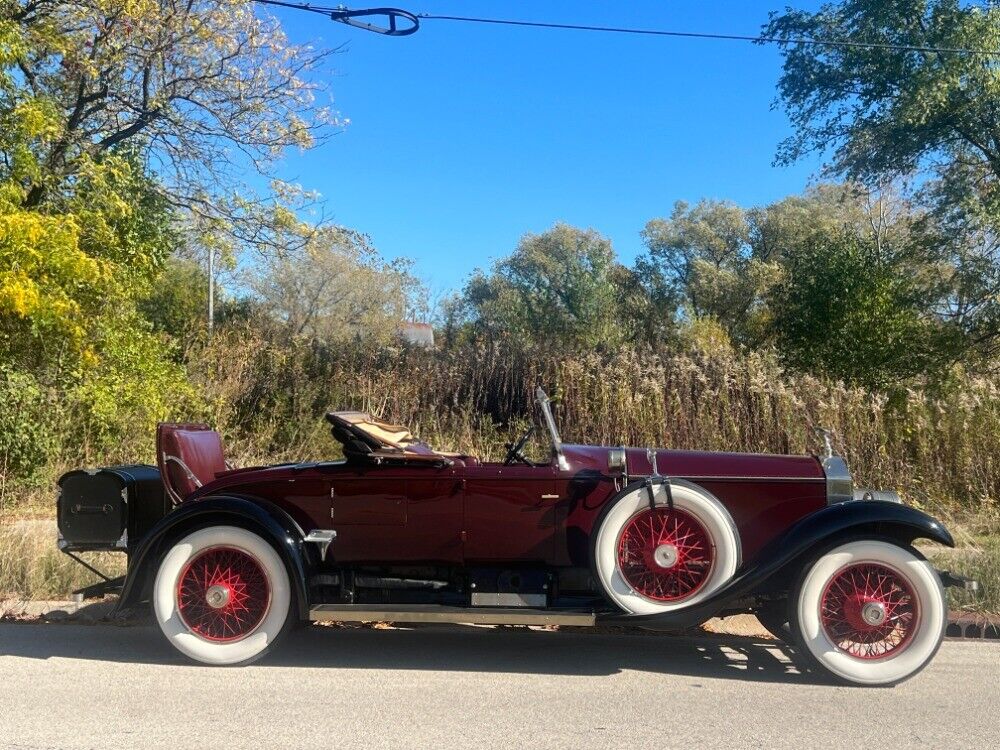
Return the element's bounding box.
[0,367,57,479]
[765,1,1000,200]
[462,223,626,350]
[0,164,199,470]
[639,199,778,346]
[0,146,196,481]
[0,182,198,476]
[765,0,1000,359]
[0,0,339,481]
[0,151,174,372]
[772,230,962,389]
[749,183,870,264]
[2,0,335,238]
[138,257,209,343]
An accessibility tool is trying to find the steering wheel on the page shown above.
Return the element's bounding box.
[503,426,535,466]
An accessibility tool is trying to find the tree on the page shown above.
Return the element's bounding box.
[749,183,871,264]
[0,166,198,473]
[246,226,416,344]
[2,0,336,252]
[139,256,210,345]
[771,229,962,388]
[765,1,1000,198]
[0,148,177,373]
[462,223,626,349]
[611,261,681,348]
[764,1,1000,361]
[639,200,776,345]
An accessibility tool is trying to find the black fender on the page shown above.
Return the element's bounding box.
[598,500,954,629]
[112,495,315,619]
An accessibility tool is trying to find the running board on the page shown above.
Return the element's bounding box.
[309,604,596,627]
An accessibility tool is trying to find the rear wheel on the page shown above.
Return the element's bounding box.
[153,525,295,665]
[593,480,740,615]
[789,539,946,686]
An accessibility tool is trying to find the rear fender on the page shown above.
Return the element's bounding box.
[112,495,315,619]
[600,500,954,629]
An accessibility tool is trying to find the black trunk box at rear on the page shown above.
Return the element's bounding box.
[57,465,168,550]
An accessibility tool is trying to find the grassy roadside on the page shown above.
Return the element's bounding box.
[0,524,125,601]
[927,541,1000,614]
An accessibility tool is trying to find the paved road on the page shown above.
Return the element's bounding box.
[0,622,996,749]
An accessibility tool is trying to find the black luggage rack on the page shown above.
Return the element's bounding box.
[57,464,168,602]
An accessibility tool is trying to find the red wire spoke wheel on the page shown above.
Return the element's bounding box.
[177,546,272,642]
[616,507,715,602]
[792,540,945,686]
[819,562,918,660]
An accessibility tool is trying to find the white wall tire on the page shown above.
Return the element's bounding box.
[153,525,294,665]
[593,480,740,615]
[791,540,945,687]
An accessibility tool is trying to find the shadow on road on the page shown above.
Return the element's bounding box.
[0,620,820,684]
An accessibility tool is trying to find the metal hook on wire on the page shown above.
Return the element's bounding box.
[329,6,419,36]
[252,2,419,36]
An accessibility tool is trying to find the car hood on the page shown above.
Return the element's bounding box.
[561,444,824,480]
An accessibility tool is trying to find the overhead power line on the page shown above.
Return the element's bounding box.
[419,14,998,56]
[251,2,1000,56]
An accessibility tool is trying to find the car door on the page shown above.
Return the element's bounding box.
[321,462,463,563]
[462,463,558,563]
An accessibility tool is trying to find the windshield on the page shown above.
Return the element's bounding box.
[535,387,568,469]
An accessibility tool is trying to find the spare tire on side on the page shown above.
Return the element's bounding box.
[591,479,741,616]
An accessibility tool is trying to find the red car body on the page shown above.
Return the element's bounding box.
[189,445,826,568]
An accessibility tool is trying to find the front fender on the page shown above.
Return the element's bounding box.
[599,500,953,629]
[112,495,314,619]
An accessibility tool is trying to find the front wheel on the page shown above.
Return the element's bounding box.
[789,539,946,687]
[153,525,295,665]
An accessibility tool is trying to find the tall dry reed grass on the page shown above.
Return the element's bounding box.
[183,328,999,517]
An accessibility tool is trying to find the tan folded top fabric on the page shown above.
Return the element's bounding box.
[328,411,423,450]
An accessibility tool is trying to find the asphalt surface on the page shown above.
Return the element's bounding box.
[0,622,996,750]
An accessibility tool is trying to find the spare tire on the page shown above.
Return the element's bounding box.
[592,479,740,615]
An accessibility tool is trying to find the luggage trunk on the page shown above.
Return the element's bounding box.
[57,465,168,551]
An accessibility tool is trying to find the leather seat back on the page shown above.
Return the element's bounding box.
[156,423,228,504]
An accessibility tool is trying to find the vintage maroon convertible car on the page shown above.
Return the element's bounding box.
[57,388,970,685]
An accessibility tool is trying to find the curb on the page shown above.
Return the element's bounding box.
[946,613,1000,640]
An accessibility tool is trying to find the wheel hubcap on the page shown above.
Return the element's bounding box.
[820,562,918,660]
[205,584,231,609]
[861,601,887,626]
[653,543,679,568]
[616,507,714,602]
[177,547,271,642]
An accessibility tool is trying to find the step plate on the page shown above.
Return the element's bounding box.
[309,604,596,627]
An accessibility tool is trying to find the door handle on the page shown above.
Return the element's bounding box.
[72,504,113,515]
[540,494,559,500]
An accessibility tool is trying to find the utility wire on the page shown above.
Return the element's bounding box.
[420,13,998,56]
[253,0,339,15]
[251,1,1000,57]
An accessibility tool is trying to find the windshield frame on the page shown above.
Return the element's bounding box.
[535,387,568,470]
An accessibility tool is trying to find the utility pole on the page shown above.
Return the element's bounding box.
[208,246,215,336]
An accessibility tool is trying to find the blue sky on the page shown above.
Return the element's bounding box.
[265,1,826,293]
